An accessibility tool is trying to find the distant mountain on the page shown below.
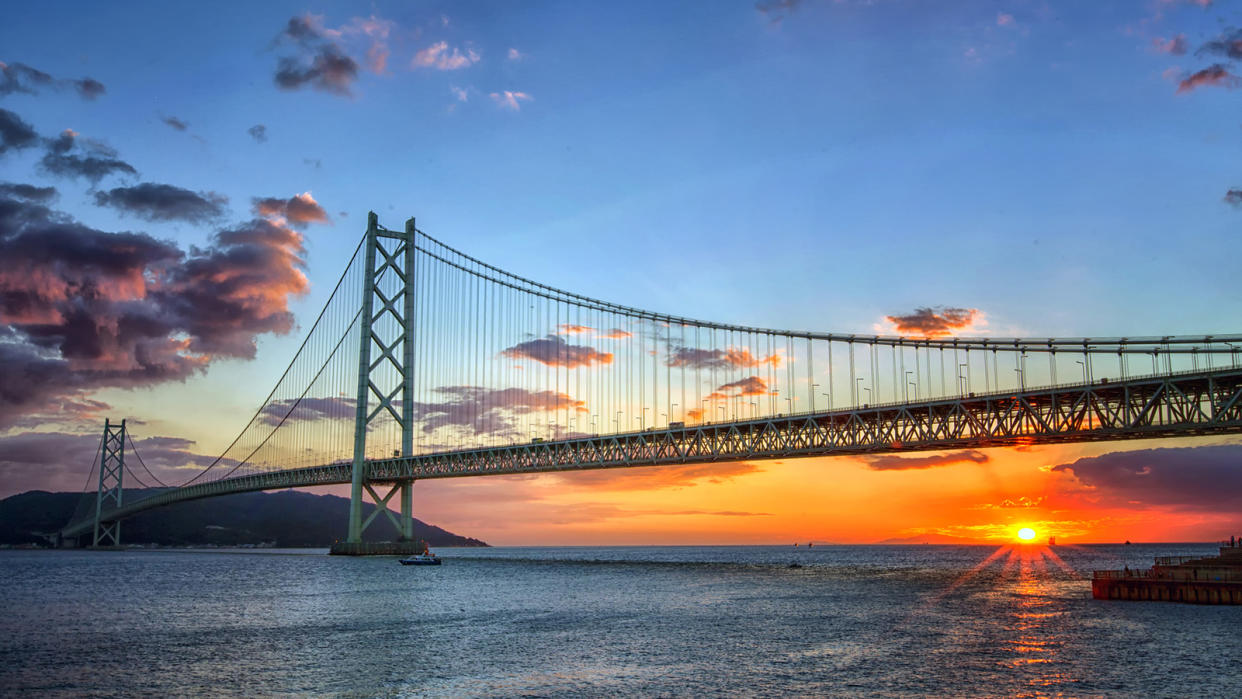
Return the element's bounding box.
[875,533,986,545]
[0,489,487,548]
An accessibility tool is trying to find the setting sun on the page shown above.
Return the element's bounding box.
[1017,527,1037,542]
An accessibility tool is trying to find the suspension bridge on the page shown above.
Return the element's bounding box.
[59,214,1242,551]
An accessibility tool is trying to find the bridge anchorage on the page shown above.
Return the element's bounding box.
[60,213,1242,552]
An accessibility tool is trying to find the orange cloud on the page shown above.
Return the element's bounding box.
[500,335,613,368]
[253,192,330,227]
[885,306,981,337]
[1176,64,1241,94]
[667,346,780,369]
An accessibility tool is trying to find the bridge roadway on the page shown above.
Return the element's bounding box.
[62,367,1242,538]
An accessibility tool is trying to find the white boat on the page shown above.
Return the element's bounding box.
[399,553,441,566]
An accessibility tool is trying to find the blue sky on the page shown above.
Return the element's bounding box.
[3,1,1241,541]
[4,2,1238,340]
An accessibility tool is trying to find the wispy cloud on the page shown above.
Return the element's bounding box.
[861,450,989,472]
[667,346,780,370]
[38,129,138,183]
[94,183,227,223]
[507,48,525,61]
[489,90,532,111]
[0,182,56,202]
[160,115,189,131]
[996,12,1016,27]
[0,108,39,155]
[0,60,105,100]
[1197,27,1242,60]
[1176,64,1241,94]
[1152,34,1188,55]
[412,42,480,70]
[501,335,612,368]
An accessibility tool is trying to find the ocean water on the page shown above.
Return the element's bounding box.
[2,544,1240,697]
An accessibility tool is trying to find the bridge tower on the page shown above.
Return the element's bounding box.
[92,419,125,547]
[336,212,419,554]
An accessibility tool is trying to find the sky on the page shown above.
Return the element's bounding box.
[2,0,1241,545]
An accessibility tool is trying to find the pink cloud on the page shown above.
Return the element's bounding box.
[507,48,524,61]
[501,335,612,368]
[997,12,1015,26]
[1176,64,1241,94]
[489,90,532,111]
[412,42,480,70]
[1151,34,1187,55]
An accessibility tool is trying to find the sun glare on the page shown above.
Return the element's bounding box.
[1017,527,1037,542]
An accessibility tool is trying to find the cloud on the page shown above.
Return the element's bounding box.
[553,462,764,491]
[1225,189,1242,207]
[0,108,39,155]
[260,396,356,427]
[667,346,780,370]
[1176,64,1241,94]
[93,183,227,223]
[329,14,395,74]
[0,61,106,100]
[687,376,777,419]
[1051,445,1242,510]
[501,335,613,368]
[0,183,56,202]
[273,15,360,95]
[713,376,774,398]
[1152,34,1188,55]
[274,46,358,95]
[412,42,480,70]
[160,115,189,131]
[558,324,592,335]
[252,192,330,227]
[489,90,532,111]
[450,86,469,103]
[997,13,1016,27]
[0,431,223,496]
[885,306,981,337]
[755,0,802,22]
[248,124,268,143]
[599,328,632,339]
[1197,28,1242,60]
[861,449,990,471]
[0,194,309,427]
[507,48,524,61]
[411,386,586,437]
[38,129,138,183]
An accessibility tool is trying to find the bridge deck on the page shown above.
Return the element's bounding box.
[63,368,1242,538]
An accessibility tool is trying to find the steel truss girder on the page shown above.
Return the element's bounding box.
[66,369,1242,538]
